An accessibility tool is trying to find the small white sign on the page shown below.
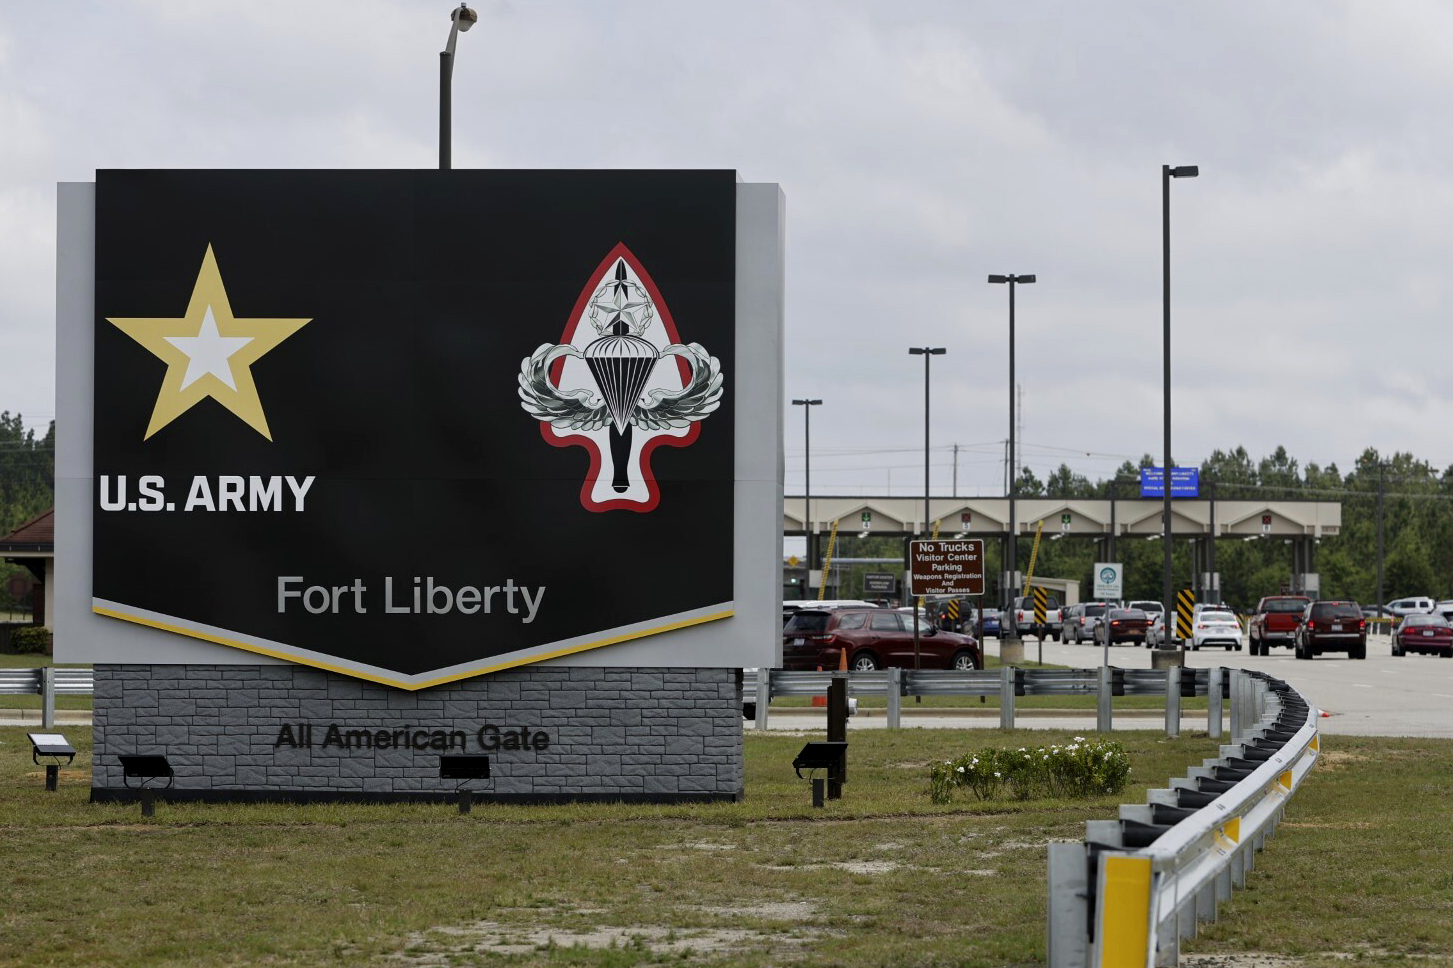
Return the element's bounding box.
[1093,562,1123,600]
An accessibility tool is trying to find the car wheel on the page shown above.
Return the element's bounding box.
[1191,644,1200,651]
[950,650,978,671]
[850,652,879,672]
[1392,643,1403,657]
[1353,643,1366,660]
[1234,644,1243,651]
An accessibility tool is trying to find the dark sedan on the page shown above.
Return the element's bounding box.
[1393,614,1453,657]
[783,608,982,672]
[1097,608,1150,646]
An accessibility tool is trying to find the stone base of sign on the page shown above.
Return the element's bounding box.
[90,664,743,804]
[998,638,1025,666]
[1150,648,1184,670]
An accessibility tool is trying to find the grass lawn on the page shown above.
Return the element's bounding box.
[2,726,1450,968]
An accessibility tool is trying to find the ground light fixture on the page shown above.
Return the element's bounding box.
[27,732,75,792]
[1161,164,1198,626]
[439,3,478,169]
[120,754,174,817]
[440,754,492,813]
[987,273,1035,610]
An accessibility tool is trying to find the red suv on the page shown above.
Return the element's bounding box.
[782,608,982,672]
[1294,601,1367,660]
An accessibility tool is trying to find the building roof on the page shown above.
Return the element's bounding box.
[0,508,54,553]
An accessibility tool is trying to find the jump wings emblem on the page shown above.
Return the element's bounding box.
[518,245,724,512]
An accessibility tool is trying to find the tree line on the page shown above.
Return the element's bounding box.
[0,411,55,613]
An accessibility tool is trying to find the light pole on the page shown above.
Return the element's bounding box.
[439,3,478,169]
[1162,164,1198,639]
[988,273,1035,609]
[908,348,946,538]
[792,398,822,586]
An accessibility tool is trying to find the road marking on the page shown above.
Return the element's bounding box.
[1434,694,1453,700]
[1352,684,1373,689]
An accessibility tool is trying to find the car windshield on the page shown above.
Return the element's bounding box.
[1084,604,1107,617]
[784,612,829,633]
[1263,599,1309,613]
[1131,602,1162,612]
[1312,603,1361,620]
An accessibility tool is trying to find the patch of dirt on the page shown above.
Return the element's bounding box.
[22,769,88,780]
[690,900,818,920]
[389,920,815,966]
[1316,750,1369,768]
[1280,821,1376,830]
[760,859,901,874]
[1181,955,1305,968]
[663,841,737,851]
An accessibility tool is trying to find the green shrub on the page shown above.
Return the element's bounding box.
[11,626,52,655]
[929,737,1131,804]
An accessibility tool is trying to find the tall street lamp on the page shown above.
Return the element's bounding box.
[1162,164,1198,634]
[792,398,823,584]
[439,3,478,169]
[988,273,1035,608]
[908,348,946,540]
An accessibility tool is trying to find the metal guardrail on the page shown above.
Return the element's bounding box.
[751,667,1230,737]
[1048,670,1319,967]
[0,667,94,727]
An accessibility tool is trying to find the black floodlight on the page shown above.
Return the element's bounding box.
[792,741,847,779]
[119,755,174,788]
[1169,165,1200,178]
[987,274,1008,283]
[908,346,947,356]
[121,754,173,818]
[27,732,75,792]
[440,755,491,814]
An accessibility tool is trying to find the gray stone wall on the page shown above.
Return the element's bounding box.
[92,665,743,801]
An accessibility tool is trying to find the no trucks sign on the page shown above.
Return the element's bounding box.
[907,539,985,597]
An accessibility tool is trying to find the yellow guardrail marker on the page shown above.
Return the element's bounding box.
[1098,855,1152,968]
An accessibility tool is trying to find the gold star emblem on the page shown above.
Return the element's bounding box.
[107,245,310,440]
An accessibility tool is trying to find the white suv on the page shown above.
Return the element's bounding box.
[1386,597,1436,617]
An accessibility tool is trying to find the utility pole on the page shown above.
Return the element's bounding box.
[952,443,959,498]
[1376,459,1385,620]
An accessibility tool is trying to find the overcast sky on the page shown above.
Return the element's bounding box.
[4,1,1450,496]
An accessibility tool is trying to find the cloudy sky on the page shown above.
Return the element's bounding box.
[3,1,1450,496]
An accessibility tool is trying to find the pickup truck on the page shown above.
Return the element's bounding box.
[1248,595,1310,656]
[1007,593,1062,641]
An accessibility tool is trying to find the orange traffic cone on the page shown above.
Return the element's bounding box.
[812,664,827,706]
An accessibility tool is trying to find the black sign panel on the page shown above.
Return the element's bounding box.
[862,572,896,594]
[92,170,736,686]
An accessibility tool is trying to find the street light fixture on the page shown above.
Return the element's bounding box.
[440,3,478,170]
[1162,164,1198,634]
[792,398,823,585]
[988,273,1035,609]
[907,348,946,539]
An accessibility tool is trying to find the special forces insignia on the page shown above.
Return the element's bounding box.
[518,244,724,512]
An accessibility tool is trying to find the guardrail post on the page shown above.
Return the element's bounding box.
[1046,842,1089,968]
[1208,666,1224,739]
[754,667,771,731]
[1165,666,1181,738]
[886,668,902,729]
[999,665,1015,730]
[1229,669,1242,740]
[1096,665,1112,733]
[41,666,56,728]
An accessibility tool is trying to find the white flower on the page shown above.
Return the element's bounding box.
[1074,736,1086,742]
[994,771,1002,778]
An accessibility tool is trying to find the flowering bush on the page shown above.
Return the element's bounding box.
[928,737,1132,804]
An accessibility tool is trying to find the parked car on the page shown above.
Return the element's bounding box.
[1007,594,1062,641]
[1392,614,1453,657]
[1128,600,1163,619]
[1096,608,1150,646]
[1294,600,1367,660]
[978,608,1002,637]
[1145,612,1168,648]
[1248,595,1312,656]
[782,607,982,672]
[1435,601,1453,623]
[1190,609,1243,651]
[1385,597,1436,617]
[1062,602,1110,644]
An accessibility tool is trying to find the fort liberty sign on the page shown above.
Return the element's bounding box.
[56,171,785,802]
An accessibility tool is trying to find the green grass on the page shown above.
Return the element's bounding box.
[2,727,1449,967]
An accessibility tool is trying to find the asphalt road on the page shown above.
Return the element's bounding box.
[759,630,1453,738]
[996,630,1453,738]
